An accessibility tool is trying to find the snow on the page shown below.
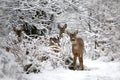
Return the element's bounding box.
[23,59,120,80]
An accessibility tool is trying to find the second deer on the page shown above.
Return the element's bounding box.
[58,24,67,38]
[49,24,67,46]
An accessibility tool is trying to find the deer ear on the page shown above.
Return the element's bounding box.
[64,24,67,28]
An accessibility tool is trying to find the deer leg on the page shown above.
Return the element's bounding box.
[73,56,77,70]
[79,57,84,70]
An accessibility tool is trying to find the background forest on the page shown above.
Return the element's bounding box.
[0,0,120,80]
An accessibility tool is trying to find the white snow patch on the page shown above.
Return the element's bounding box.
[23,59,120,80]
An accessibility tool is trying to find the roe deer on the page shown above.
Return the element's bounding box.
[67,31,84,70]
[58,24,67,38]
[49,23,67,46]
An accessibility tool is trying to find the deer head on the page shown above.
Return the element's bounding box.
[13,27,23,42]
[67,31,78,44]
[58,24,67,38]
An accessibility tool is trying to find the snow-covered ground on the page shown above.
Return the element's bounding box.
[0,46,120,80]
[24,59,120,80]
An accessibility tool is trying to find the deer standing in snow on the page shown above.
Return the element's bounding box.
[49,24,67,52]
[67,31,84,70]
